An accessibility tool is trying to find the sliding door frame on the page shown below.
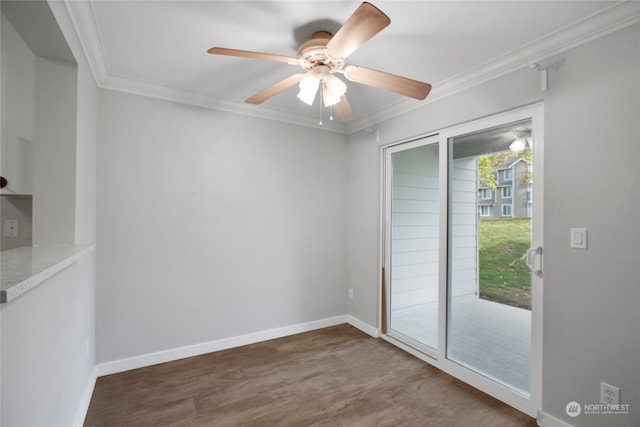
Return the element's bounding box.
[382,134,444,359]
[380,103,543,417]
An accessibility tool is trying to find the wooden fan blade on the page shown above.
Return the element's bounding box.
[245,73,305,105]
[208,47,298,64]
[344,65,431,100]
[333,96,354,121]
[325,2,390,60]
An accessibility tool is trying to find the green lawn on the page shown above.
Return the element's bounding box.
[478,218,531,310]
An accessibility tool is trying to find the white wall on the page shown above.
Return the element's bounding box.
[96,90,348,363]
[1,252,95,427]
[0,14,34,196]
[347,23,639,427]
[32,56,77,246]
[74,44,98,246]
[0,15,35,252]
[389,148,476,308]
[450,157,478,297]
[541,24,640,427]
[390,145,440,308]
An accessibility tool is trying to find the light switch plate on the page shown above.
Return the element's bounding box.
[570,227,587,249]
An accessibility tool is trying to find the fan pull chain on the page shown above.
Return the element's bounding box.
[318,91,323,126]
[329,105,334,121]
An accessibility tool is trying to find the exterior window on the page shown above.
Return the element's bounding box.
[501,204,512,217]
[479,206,490,217]
[503,169,513,181]
[480,188,492,200]
[502,186,512,198]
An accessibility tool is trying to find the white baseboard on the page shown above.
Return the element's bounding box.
[73,366,98,427]
[346,315,379,338]
[537,410,574,427]
[96,315,349,377]
[82,315,378,425]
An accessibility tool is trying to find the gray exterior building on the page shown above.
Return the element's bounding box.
[478,157,531,219]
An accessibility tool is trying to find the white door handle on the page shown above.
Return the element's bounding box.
[526,246,543,276]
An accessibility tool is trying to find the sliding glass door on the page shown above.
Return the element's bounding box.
[447,119,534,397]
[383,105,543,416]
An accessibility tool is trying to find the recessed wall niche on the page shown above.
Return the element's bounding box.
[1,1,78,248]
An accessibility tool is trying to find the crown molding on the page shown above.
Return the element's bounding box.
[63,0,109,87]
[65,0,640,135]
[349,0,640,133]
[62,0,348,134]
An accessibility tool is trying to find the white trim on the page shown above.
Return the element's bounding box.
[537,410,575,427]
[382,134,442,358]
[503,168,514,182]
[529,103,545,419]
[381,332,534,416]
[79,316,375,425]
[62,0,109,86]
[500,157,528,170]
[502,186,513,199]
[72,367,98,427]
[379,0,640,121]
[100,73,348,135]
[96,315,347,377]
[63,0,640,134]
[346,315,379,338]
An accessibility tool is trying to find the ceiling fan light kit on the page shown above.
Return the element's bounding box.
[207,2,431,121]
[296,65,348,107]
[322,74,347,106]
[297,71,321,105]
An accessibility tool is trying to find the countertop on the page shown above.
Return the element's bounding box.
[1,244,95,303]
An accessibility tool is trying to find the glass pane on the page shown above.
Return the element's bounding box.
[447,119,532,396]
[389,143,439,349]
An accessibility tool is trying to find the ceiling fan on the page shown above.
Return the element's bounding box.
[207,2,432,121]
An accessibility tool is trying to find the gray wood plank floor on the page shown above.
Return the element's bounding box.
[84,324,537,427]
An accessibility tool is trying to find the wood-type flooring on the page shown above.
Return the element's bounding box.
[84,324,537,426]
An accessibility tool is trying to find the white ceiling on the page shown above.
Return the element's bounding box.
[73,1,628,131]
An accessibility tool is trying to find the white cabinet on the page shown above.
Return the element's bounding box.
[1,15,35,196]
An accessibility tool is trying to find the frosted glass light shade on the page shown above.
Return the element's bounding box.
[297,67,346,107]
[297,73,321,105]
[322,75,347,107]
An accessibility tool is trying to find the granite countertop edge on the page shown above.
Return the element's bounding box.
[1,244,96,304]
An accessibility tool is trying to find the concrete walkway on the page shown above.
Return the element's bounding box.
[391,294,531,395]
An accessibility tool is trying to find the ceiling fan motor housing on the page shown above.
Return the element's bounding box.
[297,32,344,72]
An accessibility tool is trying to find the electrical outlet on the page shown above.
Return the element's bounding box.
[3,219,19,237]
[348,288,354,299]
[600,382,620,405]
